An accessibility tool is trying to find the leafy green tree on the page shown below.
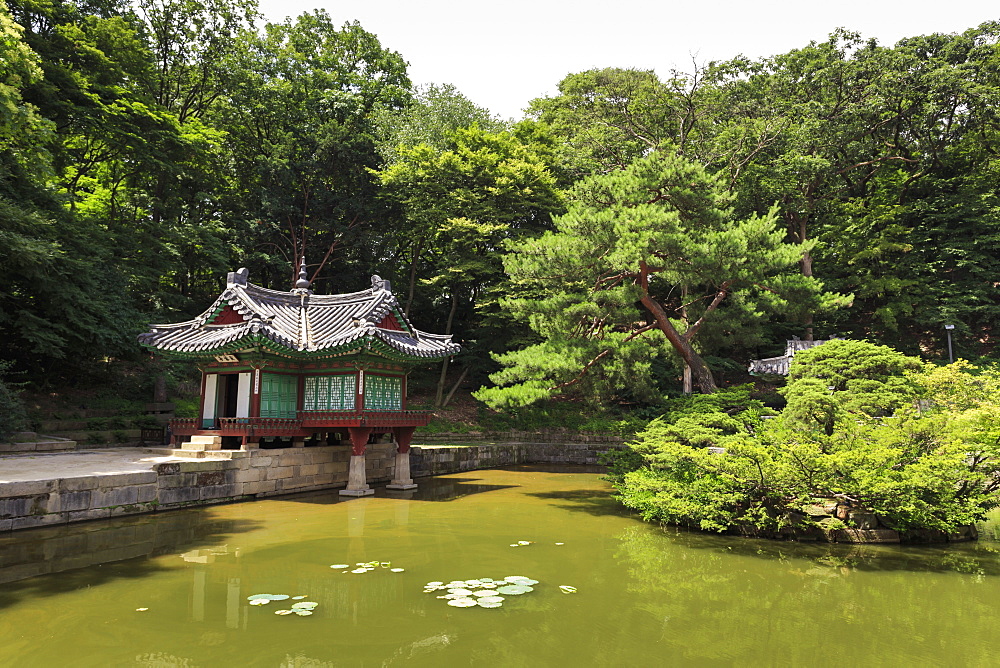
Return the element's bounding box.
[378,126,563,403]
[374,82,507,163]
[779,339,922,435]
[216,10,411,291]
[476,149,843,405]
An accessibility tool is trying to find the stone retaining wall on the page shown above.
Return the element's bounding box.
[0,444,397,532]
[0,442,615,532]
[410,442,611,477]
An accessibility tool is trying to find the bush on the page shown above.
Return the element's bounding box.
[609,348,1000,535]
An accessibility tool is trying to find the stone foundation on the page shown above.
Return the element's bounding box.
[0,442,614,532]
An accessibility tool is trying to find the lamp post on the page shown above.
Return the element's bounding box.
[944,324,955,363]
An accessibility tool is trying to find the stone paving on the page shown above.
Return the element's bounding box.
[0,448,189,483]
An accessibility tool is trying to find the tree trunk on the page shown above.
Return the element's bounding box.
[640,294,717,393]
[434,291,459,406]
[441,365,469,408]
[405,238,423,318]
[796,214,815,341]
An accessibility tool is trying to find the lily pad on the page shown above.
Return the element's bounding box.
[477,600,503,608]
[496,585,533,595]
[477,582,497,589]
[330,564,350,569]
[294,610,313,616]
[559,585,577,594]
[426,581,444,587]
[447,588,474,596]
[291,602,318,610]
[350,568,368,574]
[249,599,270,606]
[477,596,505,605]
[247,594,273,601]
[505,577,538,586]
[447,598,477,608]
[517,541,531,545]
[275,610,293,615]
[292,595,307,600]
[390,568,405,573]
[471,590,497,597]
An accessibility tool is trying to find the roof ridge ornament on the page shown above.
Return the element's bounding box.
[227,267,249,286]
[371,274,390,292]
[293,256,312,293]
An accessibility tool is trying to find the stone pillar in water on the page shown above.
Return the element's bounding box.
[340,427,374,496]
[386,426,417,490]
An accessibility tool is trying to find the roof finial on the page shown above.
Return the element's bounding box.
[294,256,311,291]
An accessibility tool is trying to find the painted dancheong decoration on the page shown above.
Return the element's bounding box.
[138,259,460,496]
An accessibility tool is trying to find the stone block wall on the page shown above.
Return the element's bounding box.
[0,442,614,532]
[409,442,612,478]
[0,444,398,532]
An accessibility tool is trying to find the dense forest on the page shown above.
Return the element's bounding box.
[2,0,998,410]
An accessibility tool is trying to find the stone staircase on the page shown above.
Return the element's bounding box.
[145,434,247,459]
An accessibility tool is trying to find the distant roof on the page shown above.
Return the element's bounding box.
[138,270,460,361]
[748,338,834,376]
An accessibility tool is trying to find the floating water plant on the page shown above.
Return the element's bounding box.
[447,598,477,607]
[249,594,318,617]
[330,564,350,569]
[424,575,543,610]
[559,586,577,594]
[496,584,533,595]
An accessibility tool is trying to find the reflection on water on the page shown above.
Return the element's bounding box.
[2,466,1000,666]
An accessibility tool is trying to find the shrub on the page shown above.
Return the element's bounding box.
[610,348,1000,535]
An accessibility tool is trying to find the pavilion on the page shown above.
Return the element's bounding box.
[138,261,460,496]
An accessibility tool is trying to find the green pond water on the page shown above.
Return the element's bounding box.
[3,465,1000,667]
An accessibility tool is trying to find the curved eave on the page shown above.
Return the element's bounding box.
[143,329,459,363]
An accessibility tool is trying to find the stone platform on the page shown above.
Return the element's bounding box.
[0,441,616,532]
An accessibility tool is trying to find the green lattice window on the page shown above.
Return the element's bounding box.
[365,374,402,410]
[260,373,297,418]
[303,374,356,411]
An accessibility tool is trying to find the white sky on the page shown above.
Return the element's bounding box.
[257,0,997,120]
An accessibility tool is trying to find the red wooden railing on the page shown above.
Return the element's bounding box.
[168,410,432,437]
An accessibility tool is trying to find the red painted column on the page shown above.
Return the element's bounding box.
[348,427,372,456]
[250,368,262,418]
[393,426,415,454]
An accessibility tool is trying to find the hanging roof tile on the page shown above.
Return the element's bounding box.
[138,271,461,360]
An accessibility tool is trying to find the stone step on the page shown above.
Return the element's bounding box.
[189,435,222,445]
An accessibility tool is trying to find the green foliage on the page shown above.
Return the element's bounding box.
[0,361,27,440]
[780,339,922,435]
[171,397,199,419]
[610,346,1000,535]
[477,148,843,404]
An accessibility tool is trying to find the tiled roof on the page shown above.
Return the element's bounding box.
[748,339,832,376]
[138,271,461,360]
